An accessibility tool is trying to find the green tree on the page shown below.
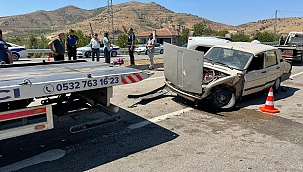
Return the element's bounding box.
[40,35,50,49]
[28,35,39,49]
[215,30,230,37]
[180,28,190,44]
[193,22,207,36]
[113,34,128,48]
[254,31,279,42]
[232,33,251,42]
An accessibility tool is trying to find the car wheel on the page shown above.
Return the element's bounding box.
[111,51,117,57]
[12,53,20,61]
[273,77,281,92]
[160,49,163,54]
[210,86,236,111]
[85,51,91,58]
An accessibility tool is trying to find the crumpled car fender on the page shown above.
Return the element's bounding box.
[202,75,241,98]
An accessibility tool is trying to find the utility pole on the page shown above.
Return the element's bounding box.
[107,0,114,39]
[274,10,279,35]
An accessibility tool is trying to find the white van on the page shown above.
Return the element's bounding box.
[187,36,231,53]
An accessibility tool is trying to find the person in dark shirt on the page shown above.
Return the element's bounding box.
[65,29,79,60]
[122,25,135,65]
[0,30,13,64]
[48,32,65,61]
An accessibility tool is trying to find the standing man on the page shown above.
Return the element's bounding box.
[146,33,155,70]
[103,32,113,63]
[0,30,13,64]
[66,29,79,60]
[48,32,65,61]
[90,33,101,62]
[122,25,135,65]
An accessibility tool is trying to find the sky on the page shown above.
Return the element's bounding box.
[0,0,303,26]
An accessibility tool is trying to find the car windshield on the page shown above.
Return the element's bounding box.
[205,47,253,70]
[289,37,303,45]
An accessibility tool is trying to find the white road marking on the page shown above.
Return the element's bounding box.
[128,108,193,130]
[290,71,303,78]
[145,76,164,81]
[0,149,65,172]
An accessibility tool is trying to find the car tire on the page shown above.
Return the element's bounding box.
[273,77,281,92]
[12,53,20,61]
[160,49,163,54]
[210,86,236,111]
[111,51,117,57]
[85,51,91,58]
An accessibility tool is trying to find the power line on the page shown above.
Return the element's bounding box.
[279,10,303,14]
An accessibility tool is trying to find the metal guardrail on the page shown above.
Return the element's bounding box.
[27,49,53,53]
[261,41,280,46]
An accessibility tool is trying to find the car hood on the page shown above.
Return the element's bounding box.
[203,62,243,76]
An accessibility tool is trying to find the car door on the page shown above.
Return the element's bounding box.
[265,50,280,88]
[242,53,267,96]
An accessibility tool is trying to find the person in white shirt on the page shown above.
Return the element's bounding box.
[146,33,155,70]
[90,33,101,61]
[251,37,261,44]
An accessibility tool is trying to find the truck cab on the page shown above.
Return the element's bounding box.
[276,31,303,62]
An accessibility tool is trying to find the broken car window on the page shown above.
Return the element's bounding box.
[205,47,253,70]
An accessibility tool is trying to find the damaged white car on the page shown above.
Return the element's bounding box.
[164,42,292,110]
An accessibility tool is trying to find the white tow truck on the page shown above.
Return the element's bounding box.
[0,60,151,140]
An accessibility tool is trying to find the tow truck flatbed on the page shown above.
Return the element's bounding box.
[0,61,150,103]
[0,60,152,139]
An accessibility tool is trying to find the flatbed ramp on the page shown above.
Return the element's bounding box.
[0,61,150,103]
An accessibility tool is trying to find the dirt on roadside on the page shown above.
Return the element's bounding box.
[121,58,164,66]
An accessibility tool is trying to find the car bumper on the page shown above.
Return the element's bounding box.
[17,50,28,58]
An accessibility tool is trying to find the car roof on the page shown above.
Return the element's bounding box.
[213,42,277,55]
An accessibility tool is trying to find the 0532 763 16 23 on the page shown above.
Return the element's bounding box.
[55,76,120,92]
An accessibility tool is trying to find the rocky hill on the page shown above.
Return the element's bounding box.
[0,1,302,37]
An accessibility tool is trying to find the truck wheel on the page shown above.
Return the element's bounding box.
[210,87,236,111]
[273,77,281,92]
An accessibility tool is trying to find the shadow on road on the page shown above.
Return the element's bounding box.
[236,86,299,109]
[0,107,178,171]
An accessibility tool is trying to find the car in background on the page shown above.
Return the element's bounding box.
[6,42,28,61]
[77,44,120,58]
[135,43,164,55]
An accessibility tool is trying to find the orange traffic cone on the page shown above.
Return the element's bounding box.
[259,87,280,114]
[47,54,51,62]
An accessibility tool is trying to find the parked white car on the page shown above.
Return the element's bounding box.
[77,44,120,58]
[135,43,164,55]
[164,42,292,110]
[6,42,28,61]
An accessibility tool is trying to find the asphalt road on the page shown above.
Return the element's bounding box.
[1,61,303,172]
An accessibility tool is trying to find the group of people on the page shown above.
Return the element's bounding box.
[0,26,155,69]
[48,29,114,63]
